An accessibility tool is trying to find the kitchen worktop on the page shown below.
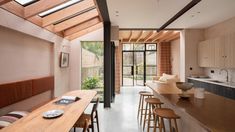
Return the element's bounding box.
[146,82,235,132]
[188,77,235,89]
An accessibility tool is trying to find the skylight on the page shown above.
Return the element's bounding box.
[39,0,81,17]
[15,0,38,6]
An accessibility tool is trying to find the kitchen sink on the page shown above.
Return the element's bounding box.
[208,80,224,83]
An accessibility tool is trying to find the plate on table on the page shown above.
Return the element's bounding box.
[42,110,64,119]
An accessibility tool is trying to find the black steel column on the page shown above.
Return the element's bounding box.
[104,21,111,108]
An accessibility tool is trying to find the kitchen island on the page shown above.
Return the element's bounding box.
[146,82,235,132]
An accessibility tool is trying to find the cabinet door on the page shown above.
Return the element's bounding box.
[208,39,215,67]
[198,40,208,67]
[225,33,235,68]
[214,37,225,68]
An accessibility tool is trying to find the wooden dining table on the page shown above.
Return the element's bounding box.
[1,90,97,132]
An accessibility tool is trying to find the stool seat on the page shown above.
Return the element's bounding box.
[154,108,180,119]
[153,108,180,132]
[140,92,153,96]
[145,98,163,104]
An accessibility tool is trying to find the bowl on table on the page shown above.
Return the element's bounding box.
[176,82,194,98]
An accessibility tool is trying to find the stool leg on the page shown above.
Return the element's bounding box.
[147,104,152,132]
[168,119,172,132]
[153,114,157,132]
[137,95,142,118]
[143,102,149,130]
[140,96,145,124]
[162,118,166,132]
[174,119,179,132]
[159,117,163,132]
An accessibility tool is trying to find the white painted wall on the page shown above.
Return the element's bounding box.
[0,26,53,84]
[180,29,204,81]
[69,28,104,90]
[171,39,180,77]
[0,9,70,97]
[179,31,186,81]
[203,17,235,83]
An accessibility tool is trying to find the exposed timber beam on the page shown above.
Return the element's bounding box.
[54,9,98,32]
[42,0,95,27]
[0,0,12,6]
[128,31,133,42]
[136,31,144,43]
[66,22,103,40]
[64,17,100,37]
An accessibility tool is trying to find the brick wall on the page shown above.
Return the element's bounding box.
[115,43,122,94]
[157,42,172,76]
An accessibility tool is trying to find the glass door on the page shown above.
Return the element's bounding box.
[134,52,144,86]
[122,52,134,86]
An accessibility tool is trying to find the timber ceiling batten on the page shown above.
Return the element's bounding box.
[0,0,12,6]
[128,31,133,42]
[42,0,95,27]
[136,31,143,43]
[1,0,103,41]
[119,30,180,43]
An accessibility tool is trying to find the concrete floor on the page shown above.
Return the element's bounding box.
[72,86,153,132]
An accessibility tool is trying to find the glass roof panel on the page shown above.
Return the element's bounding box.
[39,0,81,17]
[15,0,38,6]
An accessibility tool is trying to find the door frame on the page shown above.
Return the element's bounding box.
[122,43,157,86]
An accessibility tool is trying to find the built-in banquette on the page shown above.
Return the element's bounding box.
[0,76,54,129]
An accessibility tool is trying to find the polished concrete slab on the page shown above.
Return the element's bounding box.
[72,86,153,132]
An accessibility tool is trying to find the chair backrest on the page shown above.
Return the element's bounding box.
[91,97,99,119]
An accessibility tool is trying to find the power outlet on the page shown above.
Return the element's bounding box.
[211,70,214,73]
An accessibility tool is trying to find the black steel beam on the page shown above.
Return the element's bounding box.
[103,21,111,108]
[96,0,110,22]
[158,0,201,32]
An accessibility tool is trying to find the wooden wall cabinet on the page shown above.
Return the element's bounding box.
[198,33,235,68]
[198,40,215,67]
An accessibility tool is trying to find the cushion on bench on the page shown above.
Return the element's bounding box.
[0,111,29,129]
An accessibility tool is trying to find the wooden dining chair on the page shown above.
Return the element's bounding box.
[74,98,100,132]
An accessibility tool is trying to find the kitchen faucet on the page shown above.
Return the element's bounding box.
[220,69,229,82]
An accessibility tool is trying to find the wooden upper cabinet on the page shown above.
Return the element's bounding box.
[199,33,235,68]
[214,37,225,68]
[224,33,235,68]
[198,40,215,67]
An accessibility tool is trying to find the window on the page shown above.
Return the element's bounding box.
[15,0,38,6]
[146,44,156,50]
[81,41,104,100]
[39,0,81,17]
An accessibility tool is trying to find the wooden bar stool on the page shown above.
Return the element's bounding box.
[137,92,153,125]
[143,98,163,132]
[153,108,180,132]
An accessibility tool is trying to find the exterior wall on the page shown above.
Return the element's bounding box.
[171,39,180,77]
[204,17,235,83]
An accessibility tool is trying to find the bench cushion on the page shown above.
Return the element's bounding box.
[0,111,28,129]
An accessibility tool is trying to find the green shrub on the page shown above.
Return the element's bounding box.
[82,77,100,90]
